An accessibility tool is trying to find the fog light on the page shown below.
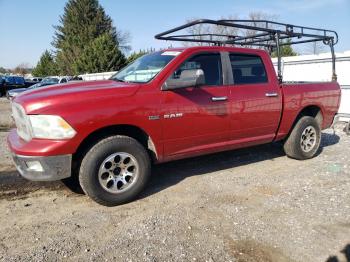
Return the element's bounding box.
[25,161,43,172]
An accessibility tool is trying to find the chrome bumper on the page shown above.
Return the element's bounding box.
[12,154,72,181]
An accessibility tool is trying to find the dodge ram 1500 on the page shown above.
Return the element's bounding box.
[7,20,342,206]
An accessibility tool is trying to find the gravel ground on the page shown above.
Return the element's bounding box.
[0,98,349,262]
[0,98,13,130]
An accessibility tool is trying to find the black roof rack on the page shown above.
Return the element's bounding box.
[155,19,338,82]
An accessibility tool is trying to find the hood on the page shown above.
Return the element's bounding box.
[14,80,140,114]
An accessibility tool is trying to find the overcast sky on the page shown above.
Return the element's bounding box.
[0,0,349,68]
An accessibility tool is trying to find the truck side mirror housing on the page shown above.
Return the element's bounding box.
[162,69,205,90]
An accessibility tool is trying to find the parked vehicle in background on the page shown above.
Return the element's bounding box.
[70,76,83,81]
[24,77,43,88]
[7,20,343,206]
[0,75,26,97]
[26,77,43,82]
[6,76,72,99]
[41,76,72,85]
[7,82,42,100]
[0,76,5,96]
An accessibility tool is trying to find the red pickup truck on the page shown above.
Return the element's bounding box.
[7,20,341,206]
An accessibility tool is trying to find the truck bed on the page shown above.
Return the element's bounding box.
[275,81,341,141]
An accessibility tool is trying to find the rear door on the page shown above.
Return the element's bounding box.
[227,52,282,144]
[161,52,231,158]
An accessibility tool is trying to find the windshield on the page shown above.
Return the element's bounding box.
[111,51,181,83]
[41,77,59,84]
[29,83,41,89]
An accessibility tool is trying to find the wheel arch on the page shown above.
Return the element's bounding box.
[288,105,323,137]
[296,105,323,126]
[74,124,159,164]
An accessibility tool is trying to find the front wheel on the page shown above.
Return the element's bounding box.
[283,116,321,160]
[79,135,151,206]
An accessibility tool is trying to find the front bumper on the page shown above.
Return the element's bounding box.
[12,153,72,181]
[7,129,74,181]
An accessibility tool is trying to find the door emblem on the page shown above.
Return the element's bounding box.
[148,115,160,120]
[164,113,183,119]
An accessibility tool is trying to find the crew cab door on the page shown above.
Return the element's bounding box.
[160,52,230,158]
[227,52,282,144]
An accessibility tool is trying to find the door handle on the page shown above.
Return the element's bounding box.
[265,92,278,97]
[211,96,228,102]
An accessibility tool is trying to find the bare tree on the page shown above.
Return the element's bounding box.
[181,15,240,46]
[241,12,278,49]
[182,18,213,46]
[13,63,31,76]
[117,30,131,53]
[213,15,240,43]
[182,12,277,48]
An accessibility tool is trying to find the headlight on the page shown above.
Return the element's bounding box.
[12,102,32,141]
[29,115,76,139]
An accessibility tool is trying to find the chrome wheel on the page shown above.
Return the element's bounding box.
[300,126,317,153]
[98,152,139,194]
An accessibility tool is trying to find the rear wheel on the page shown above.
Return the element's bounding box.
[79,135,151,206]
[283,116,321,160]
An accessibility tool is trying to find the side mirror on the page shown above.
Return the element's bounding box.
[162,69,205,90]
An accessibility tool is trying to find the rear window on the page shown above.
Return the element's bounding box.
[229,54,268,84]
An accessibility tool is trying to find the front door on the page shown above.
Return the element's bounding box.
[161,52,231,158]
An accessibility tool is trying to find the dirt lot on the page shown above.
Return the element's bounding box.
[0,97,349,262]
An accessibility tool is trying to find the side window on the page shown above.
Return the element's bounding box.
[10,77,15,84]
[60,78,67,83]
[174,53,222,86]
[16,77,25,85]
[229,54,268,84]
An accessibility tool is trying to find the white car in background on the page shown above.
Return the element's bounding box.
[41,76,72,85]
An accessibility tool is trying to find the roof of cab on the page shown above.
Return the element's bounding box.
[161,45,269,55]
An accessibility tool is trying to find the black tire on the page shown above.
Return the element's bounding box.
[61,176,84,194]
[79,135,151,206]
[283,116,321,160]
[62,153,85,194]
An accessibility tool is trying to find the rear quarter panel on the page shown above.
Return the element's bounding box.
[276,82,341,140]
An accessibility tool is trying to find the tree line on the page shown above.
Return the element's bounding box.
[6,0,324,77]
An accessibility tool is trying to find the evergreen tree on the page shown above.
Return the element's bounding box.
[74,33,126,73]
[53,0,125,75]
[126,50,148,65]
[272,40,298,57]
[32,50,58,77]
